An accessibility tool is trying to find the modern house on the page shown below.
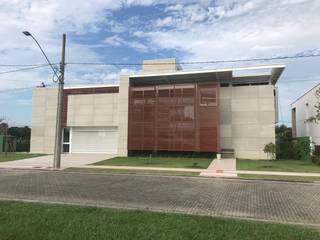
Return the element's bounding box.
[30,58,285,159]
[291,83,320,145]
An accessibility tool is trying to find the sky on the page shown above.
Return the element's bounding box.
[0,0,319,126]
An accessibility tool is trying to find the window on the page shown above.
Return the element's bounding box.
[62,128,70,153]
[184,105,194,120]
[199,88,217,106]
[220,83,230,87]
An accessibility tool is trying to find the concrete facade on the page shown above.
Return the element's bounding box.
[143,58,181,73]
[220,85,276,159]
[67,93,118,127]
[30,59,284,159]
[291,84,320,145]
[30,88,58,154]
[117,75,130,156]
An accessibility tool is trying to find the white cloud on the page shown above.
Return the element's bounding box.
[104,35,124,46]
[104,35,149,52]
[138,0,320,62]
[0,0,126,91]
[154,16,174,27]
[16,99,32,106]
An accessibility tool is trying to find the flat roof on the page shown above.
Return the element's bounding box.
[64,84,119,89]
[129,64,285,86]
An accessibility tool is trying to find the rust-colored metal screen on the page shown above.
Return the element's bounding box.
[128,83,219,152]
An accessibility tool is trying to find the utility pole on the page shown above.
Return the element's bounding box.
[53,34,66,169]
[4,121,8,158]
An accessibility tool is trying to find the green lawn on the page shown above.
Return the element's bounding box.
[0,201,319,240]
[239,174,320,183]
[65,167,200,177]
[93,156,213,169]
[237,159,320,173]
[0,153,45,162]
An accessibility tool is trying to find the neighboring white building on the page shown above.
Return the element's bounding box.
[291,83,320,145]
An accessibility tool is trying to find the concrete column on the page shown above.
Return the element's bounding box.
[117,74,130,156]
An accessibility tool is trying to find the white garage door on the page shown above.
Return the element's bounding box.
[71,127,118,154]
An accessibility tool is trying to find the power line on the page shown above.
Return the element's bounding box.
[0,52,319,70]
[67,53,320,66]
[0,63,56,68]
[0,65,52,75]
[0,84,54,94]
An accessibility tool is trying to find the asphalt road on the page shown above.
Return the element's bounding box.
[0,169,319,226]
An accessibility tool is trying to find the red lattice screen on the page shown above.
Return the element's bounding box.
[128,83,219,152]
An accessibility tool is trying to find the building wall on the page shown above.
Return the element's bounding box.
[67,93,118,127]
[291,84,320,145]
[220,85,276,159]
[30,88,58,153]
[143,58,180,73]
[117,75,130,156]
[30,82,277,158]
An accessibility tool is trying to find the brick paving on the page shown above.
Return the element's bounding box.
[0,169,319,226]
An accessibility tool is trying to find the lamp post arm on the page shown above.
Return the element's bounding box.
[29,34,60,80]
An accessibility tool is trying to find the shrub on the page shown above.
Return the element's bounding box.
[16,139,30,152]
[311,155,320,165]
[276,137,311,161]
[294,137,311,161]
[311,146,320,165]
[276,141,295,159]
[264,142,276,160]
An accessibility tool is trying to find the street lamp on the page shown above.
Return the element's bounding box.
[23,31,66,169]
[22,31,60,79]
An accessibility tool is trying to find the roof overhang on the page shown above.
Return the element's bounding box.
[64,84,119,89]
[129,64,285,86]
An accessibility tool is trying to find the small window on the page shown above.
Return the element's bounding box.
[232,83,250,87]
[63,128,70,143]
[62,128,70,153]
[63,144,70,153]
[220,83,229,87]
[199,88,217,106]
[184,105,194,120]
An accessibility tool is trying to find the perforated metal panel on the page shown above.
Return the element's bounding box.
[128,83,219,152]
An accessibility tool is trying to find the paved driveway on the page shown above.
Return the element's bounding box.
[0,170,319,226]
[0,154,114,170]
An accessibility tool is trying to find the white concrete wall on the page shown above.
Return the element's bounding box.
[219,85,276,159]
[30,88,58,153]
[143,58,179,73]
[117,74,130,156]
[291,84,320,145]
[67,93,118,127]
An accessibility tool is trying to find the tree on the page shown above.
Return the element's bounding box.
[264,142,276,160]
[8,126,31,140]
[275,124,292,142]
[306,87,320,123]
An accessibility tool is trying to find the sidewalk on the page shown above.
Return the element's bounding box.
[238,170,320,177]
[0,154,115,170]
[80,165,203,172]
[77,163,320,178]
[200,158,238,177]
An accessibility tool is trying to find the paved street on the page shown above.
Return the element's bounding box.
[0,169,319,226]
